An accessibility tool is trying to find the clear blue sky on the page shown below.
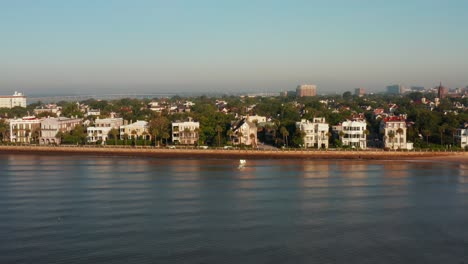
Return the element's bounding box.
[1,0,467,95]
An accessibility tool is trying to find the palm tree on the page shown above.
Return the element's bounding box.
[215,125,223,147]
[363,129,370,149]
[151,127,159,146]
[0,119,8,142]
[194,127,200,145]
[123,133,129,145]
[249,133,257,148]
[423,129,431,146]
[162,132,170,146]
[227,129,233,144]
[108,128,119,145]
[142,131,148,146]
[438,125,447,146]
[13,126,19,143]
[396,128,404,149]
[449,127,457,146]
[237,131,243,146]
[339,131,345,147]
[183,127,191,145]
[280,126,289,147]
[388,130,395,149]
[31,127,40,144]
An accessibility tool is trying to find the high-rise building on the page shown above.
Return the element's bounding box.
[354,88,365,97]
[386,84,404,94]
[296,84,317,97]
[0,91,27,108]
[410,86,425,92]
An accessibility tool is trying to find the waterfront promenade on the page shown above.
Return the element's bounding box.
[0,145,466,161]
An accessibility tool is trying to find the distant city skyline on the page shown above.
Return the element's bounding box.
[1,1,467,95]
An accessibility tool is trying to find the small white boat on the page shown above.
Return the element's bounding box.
[239,159,246,165]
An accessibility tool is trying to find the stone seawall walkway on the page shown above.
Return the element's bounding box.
[0,145,466,161]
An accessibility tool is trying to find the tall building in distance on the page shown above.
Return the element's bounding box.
[386,84,404,95]
[410,86,425,92]
[0,91,27,108]
[296,84,317,97]
[437,82,448,99]
[354,88,365,97]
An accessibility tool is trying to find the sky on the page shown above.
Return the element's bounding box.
[1,0,468,96]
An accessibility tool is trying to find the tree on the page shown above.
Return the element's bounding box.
[292,130,306,148]
[148,115,169,146]
[56,131,64,144]
[342,91,353,101]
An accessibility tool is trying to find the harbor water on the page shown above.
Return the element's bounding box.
[0,154,467,263]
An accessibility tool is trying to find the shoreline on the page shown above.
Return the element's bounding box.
[0,145,467,162]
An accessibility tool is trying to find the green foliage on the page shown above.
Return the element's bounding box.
[0,119,8,142]
[148,115,170,146]
[0,107,28,118]
[61,102,83,118]
[58,125,87,144]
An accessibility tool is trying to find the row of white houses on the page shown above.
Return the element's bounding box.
[297,115,414,150]
[4,115,468,149]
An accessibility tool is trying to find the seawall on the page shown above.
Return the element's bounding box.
[0,145,466,161]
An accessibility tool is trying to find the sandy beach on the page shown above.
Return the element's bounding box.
[0,145,467,162]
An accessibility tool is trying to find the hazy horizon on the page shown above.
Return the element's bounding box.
[1,1,468,95]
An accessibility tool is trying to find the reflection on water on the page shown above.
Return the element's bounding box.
[0,155,467,264]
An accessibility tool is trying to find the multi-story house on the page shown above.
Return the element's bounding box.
[456,128,468,149]
[87,117,123,143]
[380,116,413,150]
[296,118,330,149]
[230,118,257,146]
[120,120,149,140]
[333,117,367,149]
[86,109,101,116]
[9,116,42,143]
[33,104,62,117]
[246,115,267,124]
[40,117,83,145]
[172,118,200,145]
